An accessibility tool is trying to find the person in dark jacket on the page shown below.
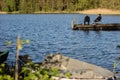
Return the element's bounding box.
[84,15,90,25]
[94,14,102,23]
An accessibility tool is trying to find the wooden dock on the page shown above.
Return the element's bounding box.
[71,21,120,31]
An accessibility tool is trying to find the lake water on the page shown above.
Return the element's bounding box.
[0,14,120,71]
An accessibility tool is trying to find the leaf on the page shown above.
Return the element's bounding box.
[114,61,117,69]
[6,41,12,45]
[1,64,5,67]
[65,72,71,78]
[25,39,30,44]
[0,68,2,73]
[51,68,59,76]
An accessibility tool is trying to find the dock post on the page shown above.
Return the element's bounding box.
[71,20,74,30]
[76,18,78,25]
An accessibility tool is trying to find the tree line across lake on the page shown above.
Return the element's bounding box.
[0,0,120,13]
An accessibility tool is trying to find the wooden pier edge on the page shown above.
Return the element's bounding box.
[71,22,120,31]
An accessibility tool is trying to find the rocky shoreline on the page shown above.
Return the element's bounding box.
[16,53,115,80]
[42,53,114,80]
[1,53,120,80]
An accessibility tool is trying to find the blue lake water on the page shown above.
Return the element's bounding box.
[0,14,120,71]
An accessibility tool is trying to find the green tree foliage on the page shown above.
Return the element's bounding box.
[0,64,14,80]
[0,0,120,13]
[19,0,36,13]
[0,63,59,80]
[100,0,120,10]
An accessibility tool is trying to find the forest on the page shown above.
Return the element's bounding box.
[0,0,120,13]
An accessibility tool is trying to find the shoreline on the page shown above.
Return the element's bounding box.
[0,9,120,15]
[79,8,120,15]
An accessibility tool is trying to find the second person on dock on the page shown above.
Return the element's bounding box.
[94,14,102,24]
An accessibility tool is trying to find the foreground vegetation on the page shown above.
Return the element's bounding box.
[0,62,59,80]
[0,36,63,80]
[0,0,120,14]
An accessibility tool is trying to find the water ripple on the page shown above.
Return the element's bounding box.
[0,14,120,71]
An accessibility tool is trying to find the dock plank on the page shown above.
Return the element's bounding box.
[72,23,120,31]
